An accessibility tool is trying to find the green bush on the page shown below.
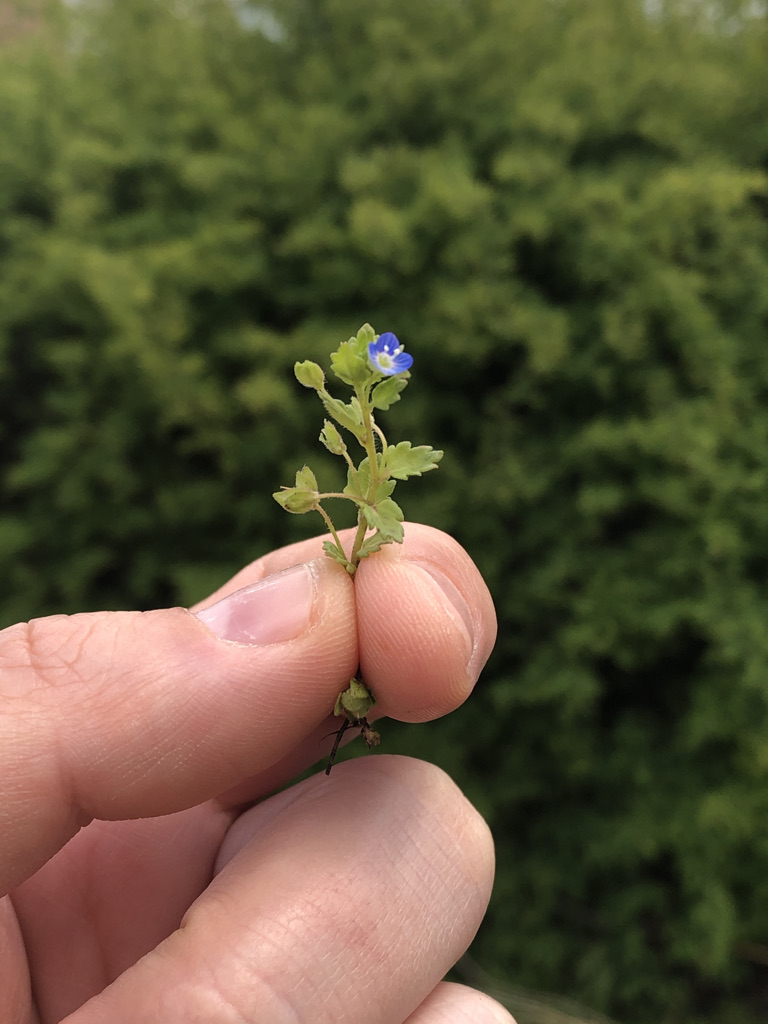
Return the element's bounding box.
[2,0,768,1020]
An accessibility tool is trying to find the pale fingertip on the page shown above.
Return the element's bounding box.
[399,523,497,681]
[405,981,517,1024]
[355,524,497,721]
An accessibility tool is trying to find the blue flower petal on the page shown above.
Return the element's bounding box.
[368,332,414,376]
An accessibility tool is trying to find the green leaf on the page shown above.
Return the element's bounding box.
[294,465,318,491]
[350,395,363,422]
[333,677,376,720]
[294,360,325,390]
[357,531,394,558]
[320,393,364,439]
[356,322,375,347]
[322,539,354,572]
[371,374,408,411]
[374,477,397,500]
[375,496,405,522]
[383,441,443,480]
[343,463,365,499]
[344,457,396,501]
[319,419,346,455]
[361,496,404,541]
[331,340,371,386]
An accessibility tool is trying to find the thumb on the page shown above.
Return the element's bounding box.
[0,557,356,896]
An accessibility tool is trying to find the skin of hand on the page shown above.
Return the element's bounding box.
[0,523,514,1024]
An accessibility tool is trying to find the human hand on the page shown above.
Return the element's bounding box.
[1,524,513,1023]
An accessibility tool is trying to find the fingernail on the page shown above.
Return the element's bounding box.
[194,564,316,645]
[411,560,475,659]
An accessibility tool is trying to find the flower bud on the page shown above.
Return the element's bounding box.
[294,360,325,390]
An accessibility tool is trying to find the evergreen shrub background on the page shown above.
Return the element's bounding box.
[2,1,768,1020]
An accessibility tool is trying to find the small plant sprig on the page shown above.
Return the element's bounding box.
[273,324,443,770]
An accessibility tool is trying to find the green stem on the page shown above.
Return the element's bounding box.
[372,421,386,445]
[316,504,352,572]
[349,382,380,568]
[372,421,389,468]
[341,446,359,485]
[318,491,367,502]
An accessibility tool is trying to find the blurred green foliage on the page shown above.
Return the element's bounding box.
[3,0,768,1020]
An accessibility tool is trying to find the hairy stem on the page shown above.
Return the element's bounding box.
[349,381,380,568]
[316,505,352,571]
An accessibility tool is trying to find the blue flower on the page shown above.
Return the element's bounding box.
[368,332,413,376]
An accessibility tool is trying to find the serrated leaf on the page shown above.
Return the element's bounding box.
[294,360,325,390]
[319,419,346,455]
[323,539,353,571]
[361,497,404,541]
[346,456,372,498]
[383,442,443,480]
[344,463,365,499]
[295,465,318,491]
[376,496,405,522]
[350,395,363,421]
[331,340,371,386]
[343,458,397,501]
[371,374,408,411]
[357,531,394,558]
[375,477,397,500]
[321,393,364,438]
